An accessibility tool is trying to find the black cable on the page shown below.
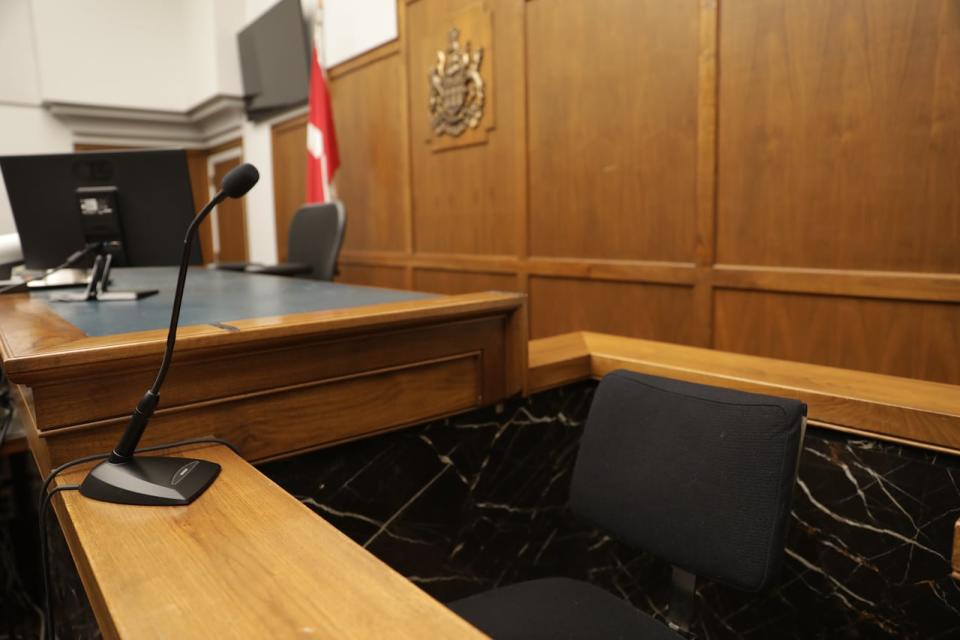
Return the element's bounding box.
[0,242,101,295]
[39,484,79,640]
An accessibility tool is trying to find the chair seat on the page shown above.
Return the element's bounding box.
[449,577,681,640]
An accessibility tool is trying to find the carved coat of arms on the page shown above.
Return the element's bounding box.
[429,28,485,137]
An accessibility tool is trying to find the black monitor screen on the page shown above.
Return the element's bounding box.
[238,0,311,120]
[0,149,200,270]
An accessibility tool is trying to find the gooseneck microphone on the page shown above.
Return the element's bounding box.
[79,163,259,506]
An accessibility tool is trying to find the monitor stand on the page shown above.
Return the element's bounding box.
[49,253,158,302]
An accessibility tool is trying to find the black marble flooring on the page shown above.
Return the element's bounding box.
[260,382,960,639]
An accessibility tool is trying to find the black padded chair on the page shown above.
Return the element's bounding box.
[450,370,807,639]
[213,201,346,281]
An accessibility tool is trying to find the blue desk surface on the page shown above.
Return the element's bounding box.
[32,267,434,338]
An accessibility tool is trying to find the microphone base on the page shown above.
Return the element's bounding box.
[79,456,221,506]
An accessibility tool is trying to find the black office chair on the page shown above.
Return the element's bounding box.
[213,201,346,281]
[450,370,807,639]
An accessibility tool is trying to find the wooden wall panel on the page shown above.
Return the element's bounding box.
[272,0,960,384]
[271,114,308,263]
[530,277,697,344]
[185,150,214,263]
[717,0,960,272]
[330,53,408,253]
[406,0,526,256]
[714,289,960,385]
[526,0,700,262]
[413,269,518,295]
[338,264,408,289]
[210,155,248,262]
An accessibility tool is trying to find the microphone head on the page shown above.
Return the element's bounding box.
[220,163,259,198]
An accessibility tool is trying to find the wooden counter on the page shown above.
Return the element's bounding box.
[0,271,524,638]
[53,444,485,639]
[9,278,960,636]
[0,270,527,473]
[529,331,960,454]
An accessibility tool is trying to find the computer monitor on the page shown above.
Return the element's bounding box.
[0,149,201,271]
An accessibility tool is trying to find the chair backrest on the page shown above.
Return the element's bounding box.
[570,370,806,592]
[286,201,346,281]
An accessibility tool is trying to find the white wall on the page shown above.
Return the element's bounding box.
[0,0,396,257]
[31,0,198,111]
[0,105,73,236]
[0,0,43,105]
[235,0,399,263]
[324,0,397,67]
[0,0,74,236]
[236,0,318,264]
[211,0,247,97]
[238,119,276,263]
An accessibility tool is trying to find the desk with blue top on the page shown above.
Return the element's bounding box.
[0,267,526,471]
[0,267,524,639]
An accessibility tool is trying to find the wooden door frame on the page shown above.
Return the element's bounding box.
[207,146,246,261]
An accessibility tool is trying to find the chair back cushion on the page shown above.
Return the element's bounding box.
[287,201,346,280]
[570,370,806,591]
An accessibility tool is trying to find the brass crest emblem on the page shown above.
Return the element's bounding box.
[429,28,485,137]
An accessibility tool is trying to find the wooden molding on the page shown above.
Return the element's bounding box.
[529,331,960,454]
[713,264,960,303]
[693,0,720,347]
[528,332,590,393]
[339,250,960,304]
[340,250,698,286]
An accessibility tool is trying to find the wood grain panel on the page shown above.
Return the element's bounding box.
[271,114,308,262]
[717,0,960,272]
[413,268,518,294]
[185,149,214,263]
[338,264,408,289]
[407,0,525,255]
[298,0,960,385]
[527,331,590,393]
[528,331,960,453]
[210,155,248,262]
[526,0,700,262]
[714,289,960,385]
[42,355,481,467]
[330,53,407,253]
[31,318,505,429]
[54,444,486,639]
[529,276,696,344]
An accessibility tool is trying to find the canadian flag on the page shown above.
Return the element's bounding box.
[306,7,339,203]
